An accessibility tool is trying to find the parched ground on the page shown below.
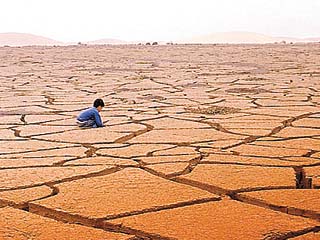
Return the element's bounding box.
[0,43,320,239]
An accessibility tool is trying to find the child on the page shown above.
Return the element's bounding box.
[77,98,105,128]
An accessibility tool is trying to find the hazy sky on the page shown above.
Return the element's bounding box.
[0,0,319,42]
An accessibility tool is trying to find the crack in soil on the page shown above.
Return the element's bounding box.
[294,167,313,189]
[114,121,154,143]
[28,196,219,240]
[0,166,121,192]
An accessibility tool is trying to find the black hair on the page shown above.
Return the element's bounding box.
[93,98,105,108]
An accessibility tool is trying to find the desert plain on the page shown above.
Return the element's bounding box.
[0,43,320,239]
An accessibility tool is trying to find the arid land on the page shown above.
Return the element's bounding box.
[0,44,320,239]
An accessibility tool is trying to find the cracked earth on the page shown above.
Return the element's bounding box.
[0,44,320,239]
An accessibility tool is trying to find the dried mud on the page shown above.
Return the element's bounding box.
[0,44,320,239]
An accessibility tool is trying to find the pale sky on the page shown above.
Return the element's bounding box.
[0,0,319,42]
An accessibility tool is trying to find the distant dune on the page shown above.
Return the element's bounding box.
[305,37,320,42]
[86,38,127,45]
[1,32,319,46]
[181,32,315,44]
[0,33,62,46]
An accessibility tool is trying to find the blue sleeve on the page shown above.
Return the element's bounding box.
[93,110,104,127]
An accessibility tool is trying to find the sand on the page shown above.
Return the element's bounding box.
[0,43,319,239]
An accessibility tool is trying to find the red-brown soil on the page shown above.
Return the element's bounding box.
[0,44,320,239]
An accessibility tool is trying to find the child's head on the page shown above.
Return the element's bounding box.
[93,98,105,112]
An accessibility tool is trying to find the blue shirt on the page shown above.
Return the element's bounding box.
[77,107,104,127]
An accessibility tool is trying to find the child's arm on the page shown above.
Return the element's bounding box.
[93,111,104,127]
